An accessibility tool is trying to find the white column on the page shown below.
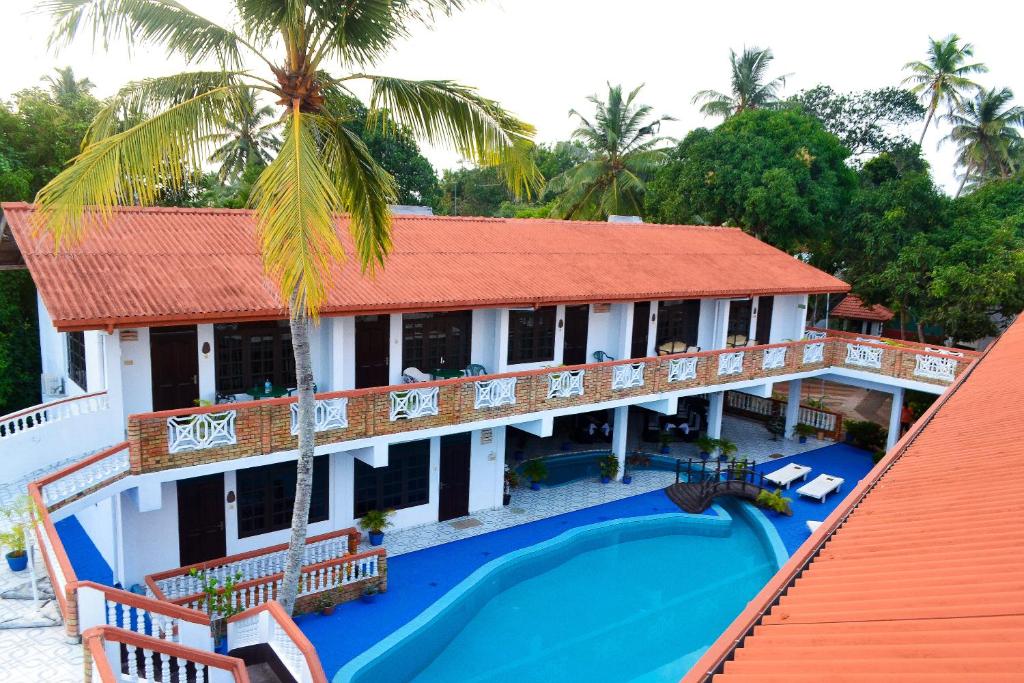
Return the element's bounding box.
[331,316,355,391]
[784,379,802,439]
[887,386,905,450]
[612,303,634,360]
[197,323,216,402]
[707,391,724,439]
[612,406,629,480]
[388,313,403,384]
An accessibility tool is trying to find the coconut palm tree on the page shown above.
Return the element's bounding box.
[35,0,540,616]
[692,46,789,119]
[43,66,95,101]
[902,34,987,146]
[547,83,673,220]
[208,88,281,182]
[943,87,1024,196]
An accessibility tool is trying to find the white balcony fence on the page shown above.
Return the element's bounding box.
[667,357,699,383]
[389,387,439,421]
[227,602,324,683]
[725,391,838,435]
[547,370,585,399]
[802,342,825,365]
[167,411,237,454]
[474,378,517,409]
[762,347,787,370]
[41,446,131,508]
[78,584,210,650]
[845,343,884,369]
[290,397,348,435]
[87,628,241,683]
[913,354,959,381]
[611,363,645,390]
[717,352,745,376]
[0,392,108,439]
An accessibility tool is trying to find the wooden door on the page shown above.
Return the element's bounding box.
[755,296,774,345]
[562,305,590,366]
[177,473,226,566]
[355,315,391,389]
[150,326,199,411]
[631,302,651,359]
[438,433,471,522]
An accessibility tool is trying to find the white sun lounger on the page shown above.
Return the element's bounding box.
[806,520,822,533]
[763,463,812,489]
[796,474,845,502]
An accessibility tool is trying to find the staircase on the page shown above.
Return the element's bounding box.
[230,644,298,683]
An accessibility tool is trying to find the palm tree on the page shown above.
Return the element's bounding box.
[902,34,987,146]
[547,83,673,220]
[692,46,789,119]
[208,88,281,182]
[43,66,95,101]
[35,0,540,616]
[943,87,1024,196]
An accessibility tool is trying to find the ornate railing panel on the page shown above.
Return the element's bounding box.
[611,362,645,390]
[474,378,517,409]
[718,352,745,376]
[290,397,348,435]
[802,342,825,365]
[913,354,959,381]
[547,369,585,399]
[762,347,787,370]
[389,387,439,421]
[167,411,236,453]
[667,357,698,383]
[845,343,884,369]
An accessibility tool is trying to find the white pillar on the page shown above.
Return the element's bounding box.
[784,379,802,439]
[707,391,724,439]
[612,406,629,480]
[887,386,905,450]
[197,323,216,402]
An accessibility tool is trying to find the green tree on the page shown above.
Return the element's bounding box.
[943,87,1024,196]
[37,0,539,616]
[692,46,789,119]
[42,66,95,103]
[435,165,508,216]
[902,34,987,146]
[208,88,280,182]
[547,83,673,220]
[645,109,855,256]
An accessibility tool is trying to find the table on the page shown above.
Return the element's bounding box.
[432,368,465,380]
[249,384,290,399]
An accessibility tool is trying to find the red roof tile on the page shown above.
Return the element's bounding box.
[831,294,894,322]
[685,315,1024,682]
[1,203,848,331]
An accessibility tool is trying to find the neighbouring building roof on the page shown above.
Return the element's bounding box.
[685,314,1024,682]
[1,203,848,331]
[831,293,894,322]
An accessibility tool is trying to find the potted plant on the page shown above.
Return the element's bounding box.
[658,431,673,454]
[521,459,547,491]
[361,583,380,604]
[716,438,737,462]
[765,416,785,441]
[598,454,619,483]
[189,568,244,653]
[317,591,337,617]
[359,509,395,546]
[0,496,33,572]
[794,423,816,444]
[754,488,793,516]
[503,465,520,506]
[696,436,717,461]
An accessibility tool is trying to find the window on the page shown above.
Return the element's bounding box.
[214,321,296,394]
[236,457,329,538]
[656,300,701,354]
[402,311,472,373]
[726,299,753,348]
[67,331,87,390]
[507,307,556,364]
[354,440,430,517]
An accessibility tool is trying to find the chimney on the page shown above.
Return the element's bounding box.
[607,215,643,224]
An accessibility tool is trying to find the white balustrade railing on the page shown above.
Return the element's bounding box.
[389,387,439,421]
[227,602,324,683]
[762,347,787,370]
[87,628,243,683]
[845,343,884,369]
[40,447,130,508]
[78,584,210,650]
[913,353,959,381]
[290,397,348,435]
[167,411,237,453]
[547,369,585,399]
[611,362,645,390]
[725,391,839,436]
[0,392,109,440]
[802,342,825,365]
[474,378,517,409]
[667,357,699,383]
[798,405,837,433]
[718,352,745,376]
[726,391,774,417]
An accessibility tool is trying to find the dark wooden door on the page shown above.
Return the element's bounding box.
[631,302,651,358]
[755,296,774,345]
[177,473,226,566]
[562,305,590,365]
[355,315,391,389]
[438,433,471,522]
[150,326,199,411]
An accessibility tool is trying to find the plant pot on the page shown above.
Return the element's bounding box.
[368,531,384,546]
[214,635,228,655]
[659,445,671,454]
[5,551,27,572]
[502,493,512,506]
[798,435,808,444]
[530,482,541,491]
[361,593,377,604]
[600,475,611,484]
[320,605,336,617]
[622,475,633,484]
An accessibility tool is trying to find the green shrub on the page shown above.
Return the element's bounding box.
[359,509,395,534]
[794,423,817,437]
[755,488,793,516]
[844,419,887,451]
[521,458,548,484]
[598,454,619,479]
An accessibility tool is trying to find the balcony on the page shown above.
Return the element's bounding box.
[124,329,977,474]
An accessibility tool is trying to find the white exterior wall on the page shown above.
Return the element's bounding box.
[769,294,810,342]
[330,316,357,391]
[120,482,179,586]
[74,496,118,576]
[119,328,154,416]
[197,324,216,403]
[468,426,505,512]
[388,313,403,384]
[585,304,615,362]
[470,309,498,373]
[37,295,65,399]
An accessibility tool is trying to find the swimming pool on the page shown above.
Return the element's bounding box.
[517,450,682,486]
[338,501,784,682]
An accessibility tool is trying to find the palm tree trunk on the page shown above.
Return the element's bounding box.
[918,106,936,147]
[279,309,317,616]
[954,162,973,198]
[916,320,926,344]
[899,307,906,341]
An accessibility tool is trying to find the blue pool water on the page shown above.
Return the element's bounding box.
[339,501,781,683]
[517,450,681,486]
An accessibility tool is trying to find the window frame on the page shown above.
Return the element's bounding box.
[214,321,296,395]
[236,456,329,539]
[506,306,557,365]
[656,299,701,353]
[67,331,87,391]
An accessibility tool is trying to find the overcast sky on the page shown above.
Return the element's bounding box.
[3,0,1021,195]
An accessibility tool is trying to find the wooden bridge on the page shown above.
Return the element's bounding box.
[664,458,766,513]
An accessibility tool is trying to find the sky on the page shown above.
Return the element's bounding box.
[2,0,1021,195]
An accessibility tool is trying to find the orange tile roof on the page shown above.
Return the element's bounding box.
[1,203,849,331]
[684,315,1024,682]
[831,294,894,322]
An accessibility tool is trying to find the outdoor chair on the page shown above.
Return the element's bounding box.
[593,350,615,362]
[764,463,812,489]
[464,363,488,376]
[402,367,433,383]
